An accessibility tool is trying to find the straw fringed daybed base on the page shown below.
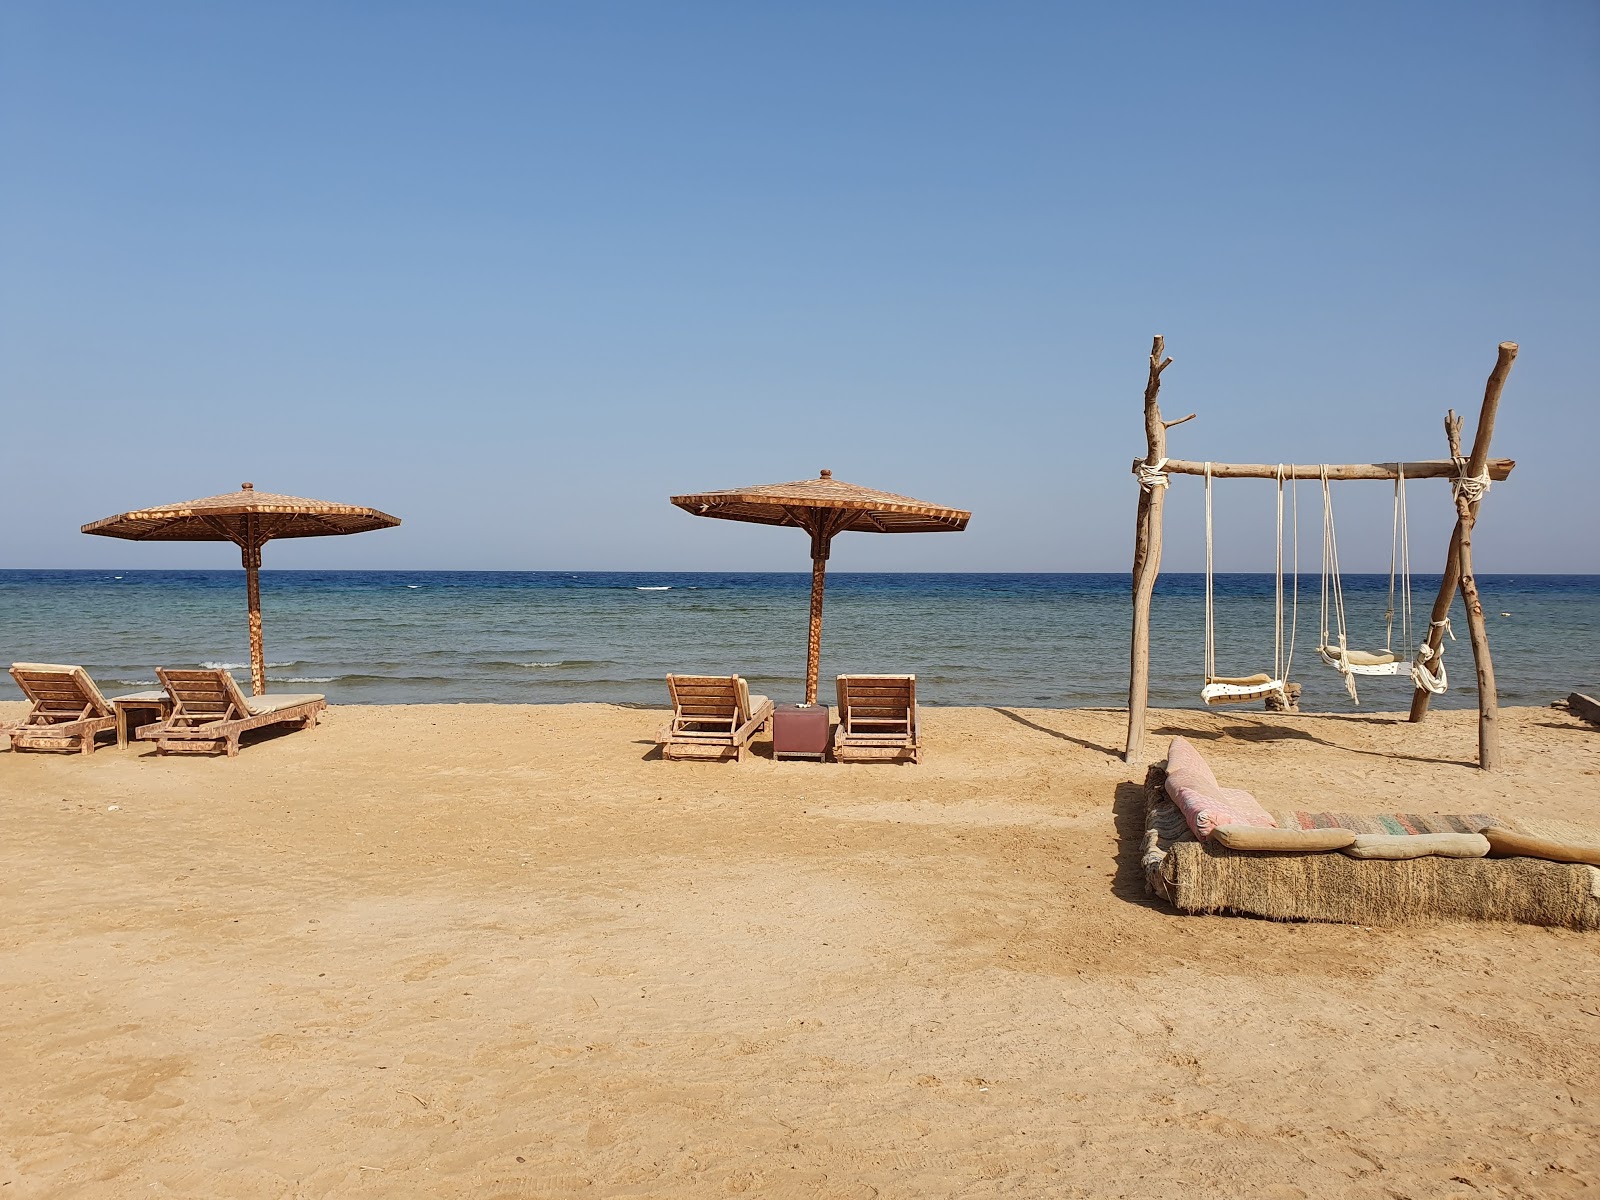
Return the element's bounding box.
[1142,769,1600,930]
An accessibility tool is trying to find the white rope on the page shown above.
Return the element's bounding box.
[1273,465,1299,686]
[1203,462,1215,684]
[1135,457,1170,491]
[1286,469,1299,683]
[1318,467,1359,702]
[1274,466,1283,683]
[1410,618,1454,694]
[1398,465,1413,657]
[1451,457,1491,505]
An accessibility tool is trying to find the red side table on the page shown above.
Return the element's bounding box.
[772,703,831,761]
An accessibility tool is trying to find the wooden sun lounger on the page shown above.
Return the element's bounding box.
[659,674,773,762]
[137,668,325,757]
[4,663,119,754]
[833,674,920,764]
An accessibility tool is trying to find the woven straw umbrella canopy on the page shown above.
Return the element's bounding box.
[671,469,970,704]
[83,483,400,696]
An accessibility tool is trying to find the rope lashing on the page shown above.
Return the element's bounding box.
[1451,457,1491,505]
[1135,457,1170,491]
[1410,618,1455,694]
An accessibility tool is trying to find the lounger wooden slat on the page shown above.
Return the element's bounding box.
[658,674,773,762]
[833,674,920,764]
[137,668,325,757]
[4,664,120,754]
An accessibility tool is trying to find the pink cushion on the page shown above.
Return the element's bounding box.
[1165,737,1276,841]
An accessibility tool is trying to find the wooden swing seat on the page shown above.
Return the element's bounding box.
[1201,674,1285,706]
[1318,645,1409,676]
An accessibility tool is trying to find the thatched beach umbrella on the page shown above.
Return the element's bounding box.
[671,469,970,705]
[83,483,400,696]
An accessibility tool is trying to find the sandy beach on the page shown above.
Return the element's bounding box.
[2,700,1597,1198]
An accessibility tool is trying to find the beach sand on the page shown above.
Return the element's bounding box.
[1,701,1597,1198]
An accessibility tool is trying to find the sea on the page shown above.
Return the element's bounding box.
[1,570,1595,712]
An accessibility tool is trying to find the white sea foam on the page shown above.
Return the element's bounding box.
[110,680,157,687]
[405,584,421,589]
[199,660,296,670]
[274,676,334,684]
[521,661,562,668]
[637,586,671,591]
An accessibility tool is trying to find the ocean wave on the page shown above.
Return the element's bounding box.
[108,679,157,687]
[271,676,336,684]
[477,659,616,670]
[637,586,671,591]
[199,660,297,670]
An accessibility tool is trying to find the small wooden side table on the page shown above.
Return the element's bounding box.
[112,691,172,749]
[772,703,831,761]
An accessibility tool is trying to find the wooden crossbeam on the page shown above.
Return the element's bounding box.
[1149,458,1515,482]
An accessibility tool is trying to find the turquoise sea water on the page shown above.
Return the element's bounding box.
[0,570,1595,711]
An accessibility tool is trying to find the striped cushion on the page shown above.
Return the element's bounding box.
[1165,737,1277,840]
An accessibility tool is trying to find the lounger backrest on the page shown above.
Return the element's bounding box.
[836,674,915,733]
[157,667,250,722]
[10,663,112,719]
[667,674,740,728]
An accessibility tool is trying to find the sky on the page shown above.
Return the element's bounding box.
[2,1,1597,574]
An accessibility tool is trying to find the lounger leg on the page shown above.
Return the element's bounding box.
[226,735,240,758]
[80,732,93,755]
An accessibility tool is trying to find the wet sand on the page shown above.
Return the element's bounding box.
[2,701,1597,1198]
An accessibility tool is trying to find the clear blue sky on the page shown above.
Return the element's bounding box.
[2,1,1596,573]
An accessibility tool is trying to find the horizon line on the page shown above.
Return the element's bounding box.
[2,567,1595,577]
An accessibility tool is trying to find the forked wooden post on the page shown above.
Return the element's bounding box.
[1125,335,1178,763]
[1406,342,1517,769]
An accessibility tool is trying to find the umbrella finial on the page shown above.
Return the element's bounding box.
[241,482,254,490]
[820,469,832,479]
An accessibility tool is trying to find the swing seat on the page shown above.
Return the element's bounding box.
[1317,645,1408,675]
[1201,674,1285,706]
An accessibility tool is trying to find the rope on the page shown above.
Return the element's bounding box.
[1203,460,1216,684]
[1286,469,1299,682]
[1319,467,1358,701]
[1273,465,1298,685]
[1384,464,1413,657]
[1275,466,1283,683]
[1135,457,1170,491]
[1410,618,1454,694]
[1451,457,1491,505]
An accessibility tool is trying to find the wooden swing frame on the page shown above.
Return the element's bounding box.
[1123,337,1518,771]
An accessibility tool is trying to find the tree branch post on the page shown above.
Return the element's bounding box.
[1125,335,1175,763]
[1407,342,1518,773]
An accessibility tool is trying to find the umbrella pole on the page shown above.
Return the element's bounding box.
[241,539,266,697]
[806,529,831,706]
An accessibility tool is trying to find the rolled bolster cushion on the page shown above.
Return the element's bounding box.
[1484,828,1600,866]
[1342,832,1490,860]
[1171,785,1277,840]
[1165,738,1277,840]
[1212,825,1356,852]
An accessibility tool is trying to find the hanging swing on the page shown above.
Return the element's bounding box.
[1316,464,1450,702]
[1200,463,1295,706]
